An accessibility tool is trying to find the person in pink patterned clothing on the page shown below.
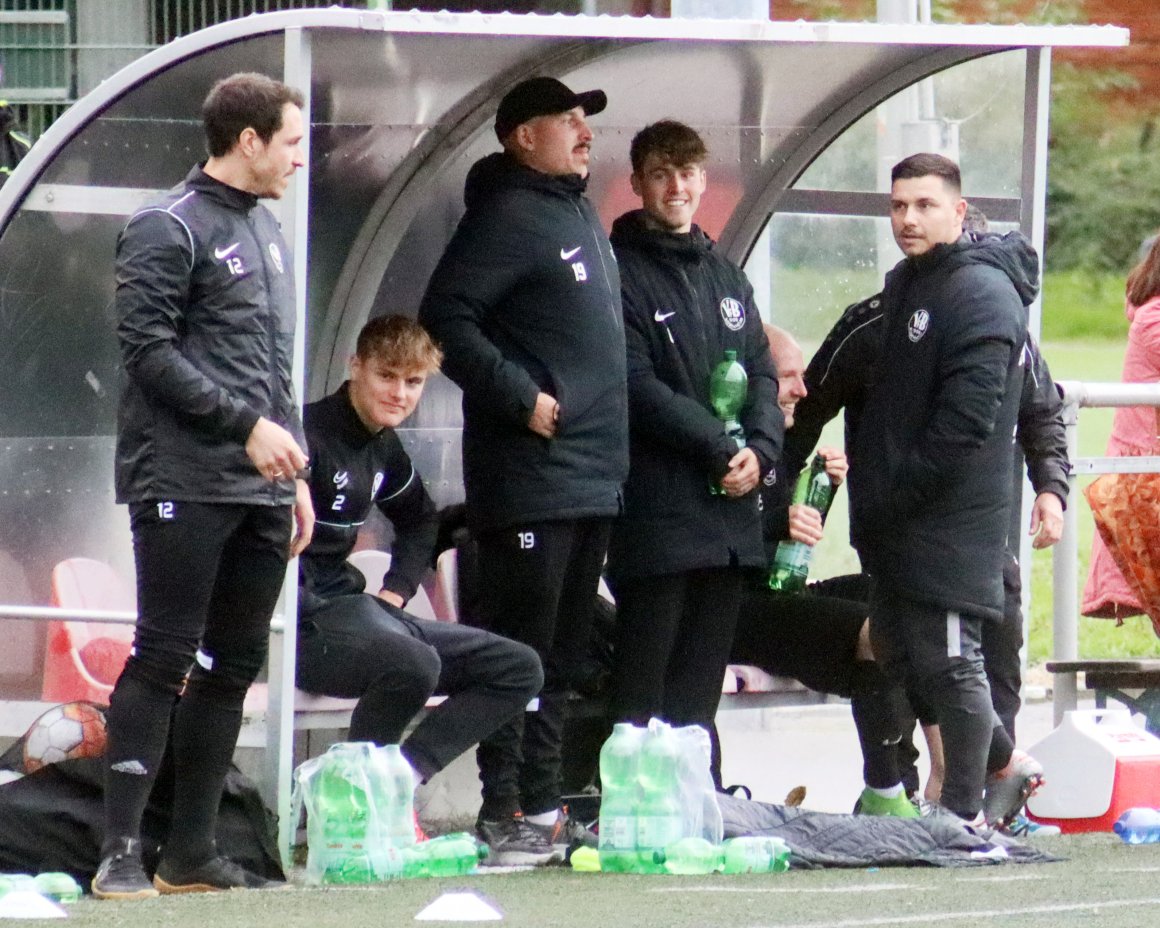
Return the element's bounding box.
[1081,236,1160,623]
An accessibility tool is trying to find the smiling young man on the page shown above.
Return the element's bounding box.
[99,72,314,899]
[849,153,1041,828]
[604,120,781,740]
[419,77,627,863]
[295,315,542,854]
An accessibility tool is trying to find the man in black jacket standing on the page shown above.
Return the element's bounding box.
[850,153,1040,827]
[97,73,314,899]
[418,78,627,864]
[605,121,781,737]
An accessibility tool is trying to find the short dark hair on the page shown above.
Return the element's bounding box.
[891,152,961,194]
[629,120,708,175]
[356,315,442,373]
[202,72,305,158]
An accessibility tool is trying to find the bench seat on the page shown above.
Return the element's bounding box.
[1045,659,1160,735]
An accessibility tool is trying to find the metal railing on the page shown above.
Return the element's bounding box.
[1050,380,1160,725]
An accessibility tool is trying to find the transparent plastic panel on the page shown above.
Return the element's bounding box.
[796,50,1026,198]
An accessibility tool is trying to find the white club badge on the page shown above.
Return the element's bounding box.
[720,297,745,331]
[268,242,284,273]
[908,308,930,343]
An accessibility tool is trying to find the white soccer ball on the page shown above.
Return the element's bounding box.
[22,702,107,773]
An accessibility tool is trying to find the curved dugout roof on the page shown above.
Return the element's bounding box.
[0,7,1127,523]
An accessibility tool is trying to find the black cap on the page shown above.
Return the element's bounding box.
[494,77,607,142]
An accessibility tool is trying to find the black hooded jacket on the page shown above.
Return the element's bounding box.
[849,232,1040,618]
[418,152,628,533]
[605,210,783,579]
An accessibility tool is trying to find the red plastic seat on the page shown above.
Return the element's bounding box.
[42,558,135,705]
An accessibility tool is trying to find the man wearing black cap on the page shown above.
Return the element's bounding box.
[419,77,627,865]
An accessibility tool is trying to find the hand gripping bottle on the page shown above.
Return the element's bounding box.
[709,350,748,496]
[768,454,836,592]
[636,721,684,874]
[1113,807,1160,844]
[720,836,791,873]
[598,723,644,873]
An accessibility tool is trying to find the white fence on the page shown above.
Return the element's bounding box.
[1050,380,1160,725]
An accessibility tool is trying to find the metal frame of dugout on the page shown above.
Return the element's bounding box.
[0,9,1128,866]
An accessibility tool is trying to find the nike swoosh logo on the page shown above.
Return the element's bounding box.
[214,242,240,260]
[560,246,582,260]
[654,310,676,323]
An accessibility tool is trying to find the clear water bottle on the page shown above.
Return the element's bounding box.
[720,836,791,873]
[598,722,644,873]
[1113,807,1160,844]
[709,350,748,496]
[376,744,417,849]
[637,722,684,874]
[655,837,721,875]
[768,454,836,592]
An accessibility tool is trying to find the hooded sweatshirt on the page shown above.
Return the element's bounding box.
[418,152,628,533]
[850,232,1039,618]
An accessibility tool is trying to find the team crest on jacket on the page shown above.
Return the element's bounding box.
[907,309,930,343]
[269,243,284,273]
[720,297,745,331]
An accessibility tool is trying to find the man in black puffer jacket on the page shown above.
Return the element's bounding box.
[850,153,1040,827]
[419,77,627,865]
[604,120,782,737]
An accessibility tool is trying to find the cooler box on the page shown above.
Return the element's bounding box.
[1026,709,1160,834]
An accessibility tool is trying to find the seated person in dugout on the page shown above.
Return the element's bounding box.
[726,325,919,819]
[295,315,543,821]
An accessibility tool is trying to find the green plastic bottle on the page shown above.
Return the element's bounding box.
[314,744,374,884]
[720,836,790,873]
[768,454,835,592]
[32,872,82,904]
[655,837,722,875]
[636,724,683,874]
[598,723,643,873]
[709,350,748,496]
[402,833,485,878]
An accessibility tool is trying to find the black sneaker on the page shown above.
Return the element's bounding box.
[476,815,563,867]
[92,837,159,901]
[526,808,598,854]
[153,856,287,894]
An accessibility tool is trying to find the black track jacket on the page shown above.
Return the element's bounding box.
[298,383,437,614]
[606,210,783,580]
[114,165,303,506]
[850,232,1040,619]
[418,152,628,533]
